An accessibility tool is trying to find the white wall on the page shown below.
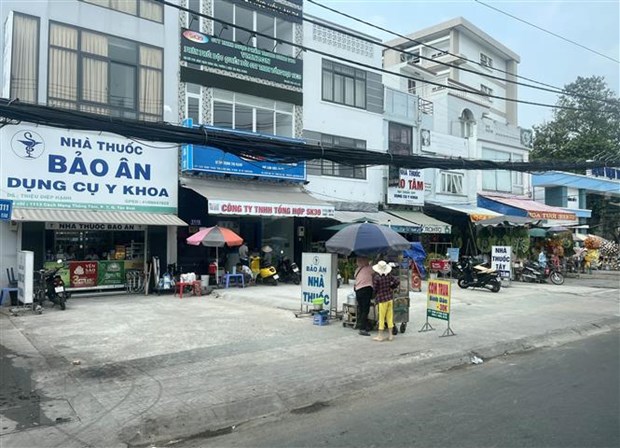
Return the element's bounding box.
[0,0,179,121]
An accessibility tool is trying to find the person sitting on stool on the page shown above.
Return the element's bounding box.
[236,263,253,284]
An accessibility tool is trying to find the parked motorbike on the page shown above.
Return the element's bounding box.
[36,261,68,310]
[457,257,501,292]
[277,256,301,285]
[251,256,279,285]
[517,261,565,285]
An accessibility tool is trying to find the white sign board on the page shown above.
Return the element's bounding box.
[491,246,512,280]
[17,250,34,304]
[301,252,338,312]
[209,200,334,218]
[387,168,424,206]
[0,124,178,213]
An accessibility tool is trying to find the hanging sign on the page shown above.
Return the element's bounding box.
[387,168,424,206]
[491,246,512,280]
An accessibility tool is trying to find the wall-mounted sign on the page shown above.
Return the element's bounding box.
[181,29,303,88]
[182,144,306,181]
[0,125,178,213]
[387,168,424,206]
[0,198,12,221]
[208,199,334,218]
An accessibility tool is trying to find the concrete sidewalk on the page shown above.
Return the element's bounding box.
[1,277,619,447]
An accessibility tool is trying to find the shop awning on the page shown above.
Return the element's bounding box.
[332,210,422,233]
[430,203,501,222]
[10,208,187,226]
[181,177,335,218]
[385,210,451,234]
[478,194,577,221]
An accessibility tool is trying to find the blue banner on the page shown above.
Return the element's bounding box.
[0,199,12,221]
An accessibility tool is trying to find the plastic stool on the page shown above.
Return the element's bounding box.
[224,273,244,288]
[0,287,18,305]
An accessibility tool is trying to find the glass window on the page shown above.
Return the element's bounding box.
[256,12,274,52]
[235,6,253,45]
[234,104,253,131]
[81,0,163,23]
[256,109,274,134]
[322,59,367,109]
[482,148,512,192]
[388,122,412,156]
[187,96,200,124]
[315,134,366,179]
[48,22,162,120]
[275,113,293,137]
[213,101,233,128]
[213,0,234,40]
[276,18,293,56]
[140,0,163,22]
[440,171,464,195]
[188,0,201,31]
[10,14,39,103]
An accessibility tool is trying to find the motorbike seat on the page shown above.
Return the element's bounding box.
[474,265,495,274]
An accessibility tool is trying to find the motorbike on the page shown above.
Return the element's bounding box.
[251,255,279,285]
[36,261,68,310]
[517,261,565,285]
[277,256,301,285]
[457,257,501,292]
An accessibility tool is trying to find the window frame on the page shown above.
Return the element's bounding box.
[439,171,465,195]
[480,84,493,97]
[321,59,367,109]
[309,133,367,180]
[47,21,164,121]
[482,148,514,193]
[480,52,493,68]
[80,0,164,23]
[9,12,40,103]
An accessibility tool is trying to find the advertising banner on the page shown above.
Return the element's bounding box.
[182,144,306,181]
[301,252,338,312]
[181,29,303,88]
[208,199,334,218]
[45,223,146,231]
[69,261,98,288]
[17,250,34,304]
[426,279,451,321]
[491,246,512,280]
[0,198,12,220]
[0,125,178,213]
[98,261,125,286]
[387,168,424,206]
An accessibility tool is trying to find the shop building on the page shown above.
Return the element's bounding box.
[383,17,533,244]
[0,0,183,292]
[176,0,334,271]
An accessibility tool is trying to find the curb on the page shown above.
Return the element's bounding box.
[123,316,620,447]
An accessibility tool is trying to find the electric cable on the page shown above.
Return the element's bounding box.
[306,0,618,103]
[474,0,620,64]
[156,0,608,113]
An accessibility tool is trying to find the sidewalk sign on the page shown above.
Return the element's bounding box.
[419,279,455,337]
[298,252,338,318]
[17,251,34,304]
[491,246,512,286]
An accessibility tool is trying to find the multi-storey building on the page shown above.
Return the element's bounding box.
[0,0,184,294]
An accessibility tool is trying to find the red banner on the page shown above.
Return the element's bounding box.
[430,260,451,272]
[70,261,98,288]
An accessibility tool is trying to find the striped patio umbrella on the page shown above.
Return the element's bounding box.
[186,226,243,267]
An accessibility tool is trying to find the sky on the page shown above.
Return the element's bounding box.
[304,0,620,129]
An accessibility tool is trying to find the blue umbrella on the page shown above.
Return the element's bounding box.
[325,223,411,256]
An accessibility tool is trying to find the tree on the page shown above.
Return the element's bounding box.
[531,76,620,162]
[532,76,620,242]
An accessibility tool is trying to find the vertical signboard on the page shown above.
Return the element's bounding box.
[420,279,455,336]
[0,198,12,220]
[387,168,425,205]
[491,246,512,280]
[17,250,34,304]
[301,252,338,314]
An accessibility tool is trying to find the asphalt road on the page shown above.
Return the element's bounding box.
[177,330,620,448]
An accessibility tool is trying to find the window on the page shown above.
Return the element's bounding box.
[388,122,412,155]
[9,13,39,103]
[480,53,493,68]
[460,109,475,138]
[322,59,366,109]
[188,0,201,31]
[482,148,513,193]
[440,171,464,195]
[186,83,202,124]
[307,135,366,179]
[211,89,294,137]
[213,0,296,56]
[48,23,163,121]
[407,79,416,95]
[400,50,420,64]
[81,0,163,23]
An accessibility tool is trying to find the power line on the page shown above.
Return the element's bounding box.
[474,0,620,64]
[157,0,605,113]
[2,98,618,173]
[306,0,616,104]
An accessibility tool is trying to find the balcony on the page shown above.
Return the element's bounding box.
[384,87,418,122]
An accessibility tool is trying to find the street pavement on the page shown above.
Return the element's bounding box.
[0,271,618,447]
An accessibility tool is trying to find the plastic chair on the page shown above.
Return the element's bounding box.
[6,268,17,287]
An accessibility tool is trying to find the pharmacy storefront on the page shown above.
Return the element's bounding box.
[0,124,186,292]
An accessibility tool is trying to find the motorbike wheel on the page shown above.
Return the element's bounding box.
[490,280,501,293]
[271,278,279,286]
[457,278,470,289]
[59,293,67,310]
[293,273,301,285]
[550,271,565,285]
